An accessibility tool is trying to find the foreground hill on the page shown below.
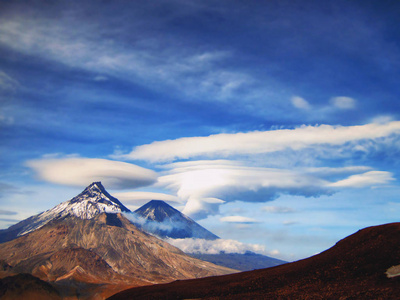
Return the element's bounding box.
[0,273,62,300]
[109,222,400,299]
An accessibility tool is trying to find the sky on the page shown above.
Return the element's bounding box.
[1,0,400,261]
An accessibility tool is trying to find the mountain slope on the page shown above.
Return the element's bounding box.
[133,200,219,240]
[0,182,130,243]
[109,222,400,299]
[0,212,236,299]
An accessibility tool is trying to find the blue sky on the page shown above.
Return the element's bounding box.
[1,0,400,260]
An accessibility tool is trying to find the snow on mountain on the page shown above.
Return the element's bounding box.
[0,182,131,242]
[131,200,219,240]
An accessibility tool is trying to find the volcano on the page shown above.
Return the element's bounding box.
[0,182,130,243]
[0,183,236,299]
[133,200,219,240]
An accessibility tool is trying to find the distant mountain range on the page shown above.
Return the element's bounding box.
[0,182,235,299]
[109,222,400,299]
[0,182,287,277]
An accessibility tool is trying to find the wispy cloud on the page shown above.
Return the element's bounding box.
[262,206,296,214]
[329,171,395,188]
[0,71,19,92]
[0,9,260,107]
[122,121,400,162]
[330,96,356,110]
[26,156,158,189]
[291,96,311,110]
[220,216,259,224]
[0,209,18,216]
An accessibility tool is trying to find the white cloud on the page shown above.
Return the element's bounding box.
[220,216,259,223]
[26,157,158,189]
[158,160,333,219]
[291,96,311,110]
[262,206,296,214]
[165,237,268,255]
[157,160,395,220]
[329,171,395,188]
[123,121,400,162]
[331,96,356,109]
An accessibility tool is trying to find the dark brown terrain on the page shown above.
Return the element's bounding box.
[0,273,61,300]
[0,213,236,299]
[109,222,400,299]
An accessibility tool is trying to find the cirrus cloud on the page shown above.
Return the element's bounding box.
[26,157,158,189]
[329,171,395,188]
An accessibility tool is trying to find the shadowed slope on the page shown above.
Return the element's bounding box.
[109,222,400,299]
[0,273,61,300]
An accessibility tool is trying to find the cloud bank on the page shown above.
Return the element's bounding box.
[157,160,394,219]
[165,237,268,255]
[26,157,158,189]
[124,121,400,162]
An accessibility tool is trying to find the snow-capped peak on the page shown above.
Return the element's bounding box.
[132,200,219,240]
[17,182,131,236]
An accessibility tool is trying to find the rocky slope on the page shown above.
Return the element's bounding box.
[109,222,400,299]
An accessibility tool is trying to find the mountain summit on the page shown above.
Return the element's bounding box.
[133,200,219,240]
[67,182,130,217]
[0,182,131,242]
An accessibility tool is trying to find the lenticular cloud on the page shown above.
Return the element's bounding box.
[26,157,158,189]
[124,121,400,162]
